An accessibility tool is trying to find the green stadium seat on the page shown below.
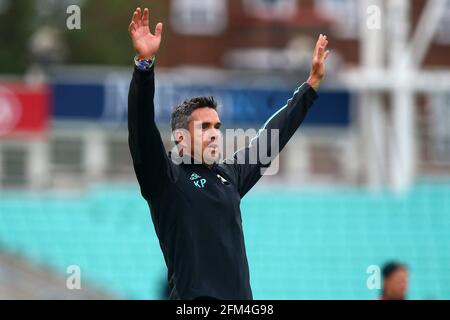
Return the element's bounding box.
[0,183,449,299]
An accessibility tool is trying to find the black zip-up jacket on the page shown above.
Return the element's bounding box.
[128,65,318,300]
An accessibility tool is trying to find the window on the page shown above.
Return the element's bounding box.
[436,2,450,44]
[50,137,83,175]
[106,137,134,178]
[315,0,359,38]
[244,0,297,19]
[430,94,450,162]
[1,145,27,188]
[171,0,227,35]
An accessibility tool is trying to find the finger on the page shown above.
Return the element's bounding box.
[317,34,326,52]
[135,7,142,27]
[313,34,322,57]
[155,22,163,38]
[128,21,135,33]
[321,36,329,60]
[317,41,325,59]
[319,36,325,49]
[132,10,139,26]
[142,8,149,27]
[132,10,141,29]
[319,34,329,56]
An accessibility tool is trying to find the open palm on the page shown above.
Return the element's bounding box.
[311,35,329,81]
[128,8,163,60]
[307,34,330,90]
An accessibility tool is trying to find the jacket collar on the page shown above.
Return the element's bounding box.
[168,151,218,171]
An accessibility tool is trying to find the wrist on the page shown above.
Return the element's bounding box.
[307,76,322,91]
[136,53,155,61]
[134,54,156,71]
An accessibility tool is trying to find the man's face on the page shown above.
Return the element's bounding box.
[384,268,409,300]
[187,107,222,164]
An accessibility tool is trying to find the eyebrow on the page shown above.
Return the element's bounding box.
[200,122,222,128]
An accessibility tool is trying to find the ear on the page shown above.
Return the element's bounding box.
[174,128,189,148]
[174,131,182,144]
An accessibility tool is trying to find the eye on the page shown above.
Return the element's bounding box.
[202,123,210,130]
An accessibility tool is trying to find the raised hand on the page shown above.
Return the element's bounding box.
[307,34,330,91]
[128,7,163,60]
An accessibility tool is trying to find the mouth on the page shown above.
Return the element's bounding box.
[207,144,219,155]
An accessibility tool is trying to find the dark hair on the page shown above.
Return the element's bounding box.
[382,261,407,279]
[170,96,217,132]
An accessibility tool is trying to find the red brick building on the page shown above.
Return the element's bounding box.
[155,0,450,69]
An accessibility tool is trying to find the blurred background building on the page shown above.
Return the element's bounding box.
[0,0,449,299]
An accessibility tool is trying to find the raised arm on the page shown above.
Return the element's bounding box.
[128,7,168,200]
[228,35,330,197]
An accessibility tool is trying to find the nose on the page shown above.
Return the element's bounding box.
[208,128,220,141]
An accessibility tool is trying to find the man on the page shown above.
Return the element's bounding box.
[127,7,329,300]
[380,262,409,300]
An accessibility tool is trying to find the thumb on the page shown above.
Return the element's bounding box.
[155,22,163,38]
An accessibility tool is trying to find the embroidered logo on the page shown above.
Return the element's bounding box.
[190,173,207,189]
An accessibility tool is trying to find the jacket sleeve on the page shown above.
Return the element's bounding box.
[226,82,318,198]
[128,65,171,200]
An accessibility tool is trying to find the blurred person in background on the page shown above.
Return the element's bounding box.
[127,7,329,300]
[380,262,409,300]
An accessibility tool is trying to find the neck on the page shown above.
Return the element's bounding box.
[180,151,215,169]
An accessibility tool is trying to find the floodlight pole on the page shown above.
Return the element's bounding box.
[387,0,415,192]
[360,0,387,190]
